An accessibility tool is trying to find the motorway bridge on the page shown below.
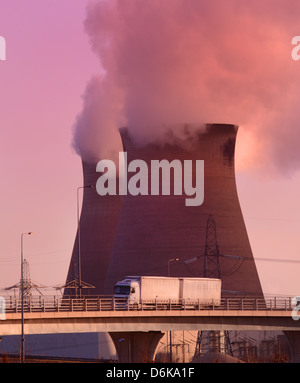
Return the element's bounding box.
[1,295,300,362]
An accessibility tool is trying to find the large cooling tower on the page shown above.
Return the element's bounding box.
[104,123,263,296]
[64,161,123,296]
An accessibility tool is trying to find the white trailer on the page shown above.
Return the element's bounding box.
[180,277,221,305]
[113,276,221,309]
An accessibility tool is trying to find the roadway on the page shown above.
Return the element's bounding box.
[1,296,300,362]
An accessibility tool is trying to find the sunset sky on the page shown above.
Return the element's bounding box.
[0,0,299,297]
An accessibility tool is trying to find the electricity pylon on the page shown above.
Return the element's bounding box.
[192,215,233,358]
[5,259,44,298]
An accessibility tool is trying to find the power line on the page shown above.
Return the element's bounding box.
[184,254,300,267]
[246,216,300,223]
[255,257,300,264]
[0,248,72,262]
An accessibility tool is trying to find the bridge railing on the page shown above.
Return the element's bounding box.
[2,296,295,314]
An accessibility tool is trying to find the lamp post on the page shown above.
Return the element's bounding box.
[20,231,32,363]
[77,185,93,297]
[167,258,179,363]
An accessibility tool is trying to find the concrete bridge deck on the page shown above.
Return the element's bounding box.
[0,308,299,335]
[1,296,300,362]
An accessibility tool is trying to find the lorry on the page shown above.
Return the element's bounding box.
[113,276,222,309]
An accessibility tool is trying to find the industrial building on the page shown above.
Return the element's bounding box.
[65,123,263,298]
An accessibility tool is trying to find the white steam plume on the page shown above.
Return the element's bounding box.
[73,0,300,172]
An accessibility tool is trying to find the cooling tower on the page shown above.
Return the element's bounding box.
[104,123,263,297]
[64,161,123,296]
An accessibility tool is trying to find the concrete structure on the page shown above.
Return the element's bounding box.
[104,124,263,296]
[63,123,266,361]
[1,309,300,362]
[64,161,123,296]
[66,124,263,298]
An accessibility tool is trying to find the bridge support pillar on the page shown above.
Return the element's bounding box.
[284,331,300,362]
[109,331,164,363]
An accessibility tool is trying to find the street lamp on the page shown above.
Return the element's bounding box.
[167,258,179,363]
[77,185,93,297]
[168,258,179,277]
[20,231,32,363]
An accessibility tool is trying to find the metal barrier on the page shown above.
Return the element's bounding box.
[2,296,295,314]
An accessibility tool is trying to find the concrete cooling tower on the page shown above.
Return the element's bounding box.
[64,161,123,296]
[104,123,263,297]
[65,123,263,298]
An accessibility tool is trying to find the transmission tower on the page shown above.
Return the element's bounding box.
[194,215,233,358]
[5,259,44,297]
[20,259,32,300]
[203,215,221,279]
[62,262,95,297]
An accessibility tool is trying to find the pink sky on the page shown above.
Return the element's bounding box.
[0,0,299,297]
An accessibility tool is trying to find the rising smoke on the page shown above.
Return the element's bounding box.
[72,0,300,172]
